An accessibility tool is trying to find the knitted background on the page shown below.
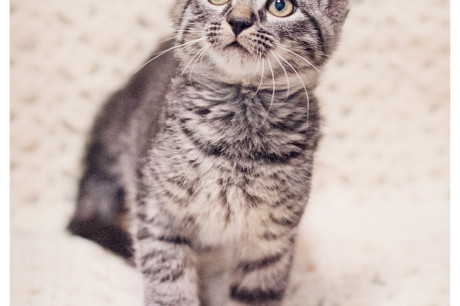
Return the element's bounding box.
[11,0,450,305]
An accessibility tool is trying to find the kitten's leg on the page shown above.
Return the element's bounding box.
[228,235,296,306]
[135,216,200,306]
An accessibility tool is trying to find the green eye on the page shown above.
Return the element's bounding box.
[209,0,230,5]
[267,0,295,17]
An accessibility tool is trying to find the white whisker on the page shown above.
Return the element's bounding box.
[156,30,203,45]
[182,45,207,76]
[189,44,211,78]
[199,43,214,65]
[177,14,205,20]
[155,35,178,46]
[274,43,321,73]
[270,50,290,99]
[135,37,206,74]
[267,58,275,111]
[261,57,276,124]
[173,29,205,33]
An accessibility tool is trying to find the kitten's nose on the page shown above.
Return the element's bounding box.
[226,4,255,36]
[227,16,253,36]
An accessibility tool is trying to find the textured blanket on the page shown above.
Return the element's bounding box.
[11,0,450,305]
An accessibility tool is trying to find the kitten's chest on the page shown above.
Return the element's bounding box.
[154,145,309,246]
[172,160,284,244]
[153,81,318,243]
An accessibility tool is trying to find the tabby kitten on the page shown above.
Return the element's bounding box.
[68,0,349,305]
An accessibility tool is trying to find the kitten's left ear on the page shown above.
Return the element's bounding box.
[327,0,350,25]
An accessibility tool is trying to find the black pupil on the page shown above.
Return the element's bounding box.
[274,0,285,11]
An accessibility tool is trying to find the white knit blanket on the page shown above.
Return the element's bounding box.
[11,0,449,305]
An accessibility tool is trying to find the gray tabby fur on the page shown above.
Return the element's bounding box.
[68,0,349,305]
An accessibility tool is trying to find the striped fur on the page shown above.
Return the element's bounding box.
[68,0,349,305]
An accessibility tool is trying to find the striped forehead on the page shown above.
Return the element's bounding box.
[231,0,266,8]
[230,0,311,9]
[191,0,267,15]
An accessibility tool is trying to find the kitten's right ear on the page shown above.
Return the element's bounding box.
[327,0,350,25]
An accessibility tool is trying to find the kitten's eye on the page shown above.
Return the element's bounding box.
[209,0,230,5]
[267,0,295,17]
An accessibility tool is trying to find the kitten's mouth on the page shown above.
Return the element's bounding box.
[225,41,250,55]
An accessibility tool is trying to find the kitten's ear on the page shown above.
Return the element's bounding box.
[327,0,350,24]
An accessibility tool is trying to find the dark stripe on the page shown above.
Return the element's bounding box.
[270,112,308,132]
[180,124,225,157]
[263,229,297,241]
[259,40,273,50]
[262,231,280,240]
[163,188,187,205]
[166,177,195,196]
[304,11,327,57]
[181,0,192,20]
[234,164,254,174]
[177,0,193,44]
[258,9,267,23]
[237,253,284,273]
[151,297,196,306]
[160,269,184,282]
[290,141,307,150]
[222,2,233,16]
[140,249,162,267]
[269,214,298,228]
[142,266,184,283]
[219,188,232,223]
[137,226,190,244]
[301,40,317,61]
[262,230,286,240]
[181,123,305,163]
[196,108,211,116]
[154,175,188,206]
[230,285,284,304]
[136,211,155,223]
[212,111,235,122]
[242,189,263,207]
[157,235,191,245]
[136,227,152,240]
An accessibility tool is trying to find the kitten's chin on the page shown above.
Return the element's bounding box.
[207,48,264,84]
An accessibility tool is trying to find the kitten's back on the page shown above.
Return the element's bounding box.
[67,39,180,259]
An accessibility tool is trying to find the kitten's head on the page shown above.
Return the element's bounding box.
[171,0,349,86]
